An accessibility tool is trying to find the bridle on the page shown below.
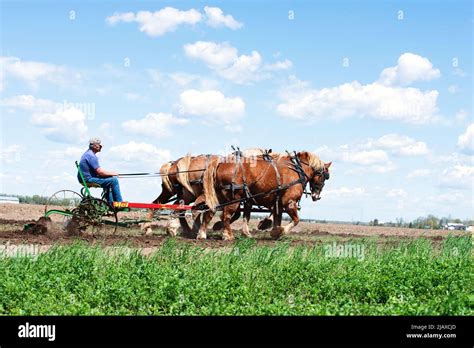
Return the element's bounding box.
[289,152,329,197]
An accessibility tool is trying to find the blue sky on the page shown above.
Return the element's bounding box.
[1,0,472,222]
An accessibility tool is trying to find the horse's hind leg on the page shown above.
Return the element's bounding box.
[222,203,240,241]
[212,209,240,231]
[270,199,284,239]
[241,202,252,238]
[197,210,214,240]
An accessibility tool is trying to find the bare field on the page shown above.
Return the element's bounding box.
[0,203,468,250]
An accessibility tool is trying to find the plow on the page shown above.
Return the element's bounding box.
[23,148,330,240]
[24,161,197,235]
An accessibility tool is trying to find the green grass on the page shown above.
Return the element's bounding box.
[0,236,472,315]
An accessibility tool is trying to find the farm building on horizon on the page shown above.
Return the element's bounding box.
[444,223,467,231]
[0,195,20,204]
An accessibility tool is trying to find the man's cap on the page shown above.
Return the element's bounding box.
[89,137,102,146]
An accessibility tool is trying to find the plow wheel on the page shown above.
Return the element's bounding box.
[44,190,83,227]
[67,197,118,235]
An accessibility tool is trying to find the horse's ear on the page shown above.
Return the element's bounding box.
[325,161,332,169]
[269,148,272,153]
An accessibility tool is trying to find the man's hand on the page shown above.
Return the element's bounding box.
[96,167,119,177]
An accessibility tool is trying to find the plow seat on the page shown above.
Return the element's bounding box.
[82,182,102,188]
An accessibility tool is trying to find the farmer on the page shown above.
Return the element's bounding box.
[77,137,123,204]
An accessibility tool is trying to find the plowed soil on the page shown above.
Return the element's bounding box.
[0,203,468,251]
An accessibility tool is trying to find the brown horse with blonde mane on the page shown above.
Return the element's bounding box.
[145,153,229,236]
[200,151,331,240]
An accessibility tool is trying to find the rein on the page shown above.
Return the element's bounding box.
[118,168,206,178]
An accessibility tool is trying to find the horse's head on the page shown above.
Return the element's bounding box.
[294,151,331,201]
[308,161,331,201]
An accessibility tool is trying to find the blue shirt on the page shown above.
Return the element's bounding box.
[78,149,100,182]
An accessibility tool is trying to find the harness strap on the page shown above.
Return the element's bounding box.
[215,177,305,210]
[230,154,240,199]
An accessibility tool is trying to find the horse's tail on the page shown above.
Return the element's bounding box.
[160,162,173,193]
[203,156,220,211]
[177,154,194,195]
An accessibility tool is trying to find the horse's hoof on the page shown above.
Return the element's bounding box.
[212,221,223,231]
[196,233,207,240]
[270,227,284,239]
[222,234,235,241]
[258,217,273,230]
[145,227,153,236]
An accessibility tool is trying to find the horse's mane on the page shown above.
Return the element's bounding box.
[160,161,173,192]
[176,154,194,194]
[242,148,283,160]
[300,151,324,170]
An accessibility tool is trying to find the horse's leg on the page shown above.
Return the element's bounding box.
[258,212,273,230]
[222,202,240,241]
[197,210,215,240]
[178,190,195,238]
[281,199,300,236]
[143,190,173,233]
[213,209,241,231]
[270,198,284,239]
[241,202,252,238]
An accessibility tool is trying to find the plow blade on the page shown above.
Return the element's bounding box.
[23,216,52,234]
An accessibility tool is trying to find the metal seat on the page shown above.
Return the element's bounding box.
[82,182,102,188]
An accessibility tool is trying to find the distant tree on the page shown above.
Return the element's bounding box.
[373,219,379,226]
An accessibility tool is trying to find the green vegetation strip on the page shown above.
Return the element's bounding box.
[0,237,472,315]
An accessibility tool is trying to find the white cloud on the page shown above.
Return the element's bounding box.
[453,68,466,77]
[1,95,88,143]
[448,85,459,94]
[455,109,468,123]
[277,76,439,124]
[184,41,238,69]
[458,123,474,154]
[224,124,243,133]
[108,141,172,171]
[106,8,202,37]
[364,134,429,156]
[47,146,85,162]
[386,188,408,209]
[106,7,242,37]
[387,188,407,198]
[179,89,245,125]
[440,165,474,190]
[323,186,366,198]
[168,72,198,87]
[316,145,389,165]
[184,41,291,84]
[0,56,81,89]
[122,113,189,138]
[168,72,220,89]
[1,94,57,111]
[263,59,293,71]
[204,6,243,29]
[316,144,395,174]
[125,93,145,102]
[378,53,440,86]
[0,145,22,163]
[218,51,264,84]
[32,107,88,143]
[316,133,429,175]
[434,192,466,204]
[406,169,431,179]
